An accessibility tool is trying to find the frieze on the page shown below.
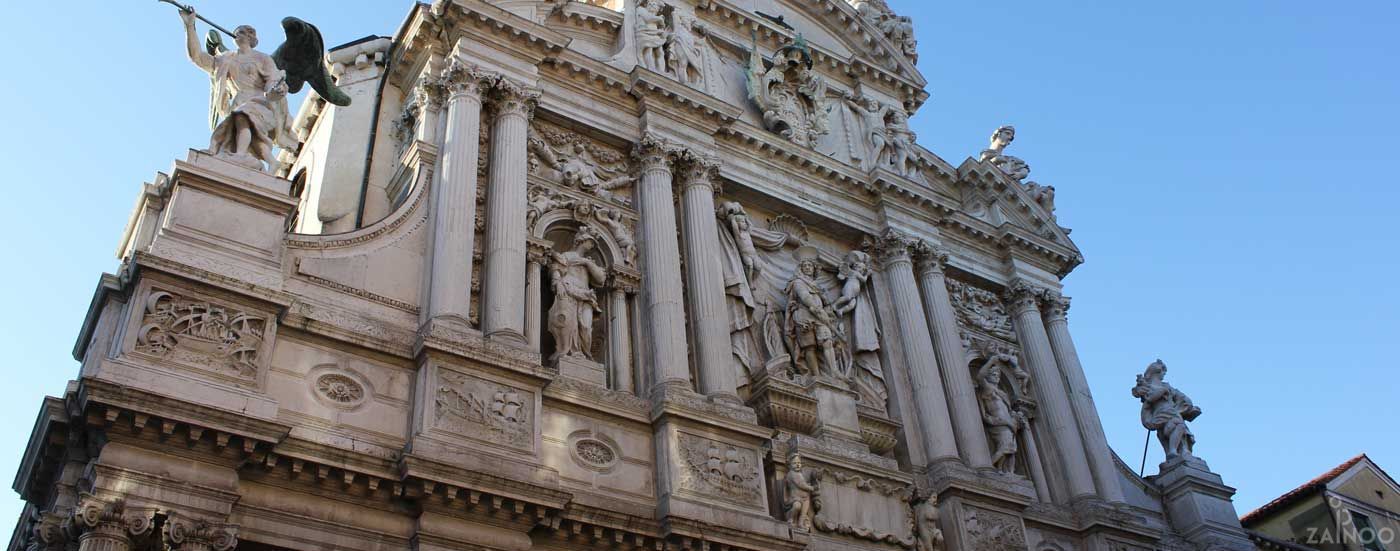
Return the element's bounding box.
[946,279,1016,341]
[676,433,764,507]
[433,369,534,451]
[962,506,1027,551]
[132,288,270,382]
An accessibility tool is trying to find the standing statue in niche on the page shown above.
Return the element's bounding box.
[1132,359,1201,461]
[912,490,945,551]
[547,227,607,361]
[636,0,670,72]
[667,12,707,87]
[785,247,840,378]
[979,125,1030,182]
[171,4,349,172]
[783,453,818,532]
[976,354,1026,474]
[833,251,887,410]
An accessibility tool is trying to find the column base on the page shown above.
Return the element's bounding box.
[485,329,530,348]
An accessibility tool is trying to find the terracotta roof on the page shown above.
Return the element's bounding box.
[1239,454,1368,526]
[1247,529,1320,551]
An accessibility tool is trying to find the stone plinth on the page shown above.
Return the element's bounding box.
[809,376,862,443]
[555,354,606,387]
[1150,457,1256,551]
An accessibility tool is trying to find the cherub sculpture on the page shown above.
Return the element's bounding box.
[171,2,348,172]
[783,453,818,532]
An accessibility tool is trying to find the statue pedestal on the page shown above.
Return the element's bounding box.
[554,354,606,387]
[809,376,862,443]
[1149,456,1255,551]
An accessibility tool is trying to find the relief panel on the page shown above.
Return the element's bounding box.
[674,432,765,510]
[123,281,275,388]
[433,367,536,453]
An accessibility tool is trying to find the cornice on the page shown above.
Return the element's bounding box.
[433,0,570,63]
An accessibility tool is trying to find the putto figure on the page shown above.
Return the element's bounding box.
[173,4,348,172]
[783,453,818,532]
[547,227,608,361]
[1132,359,1202,460]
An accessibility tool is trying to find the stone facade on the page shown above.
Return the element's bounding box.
[8,1,1264,551]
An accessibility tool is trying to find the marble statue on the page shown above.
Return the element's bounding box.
[881,16,918,64]
[913,491,945,551]
[842,93,889,172]
[547,227,608,361]
[594,208,637,266]
[636,0,670,73]
[785,246,840,378]
[530,139,634,200]
[719,202,760,282]
[885,107,918,177]
[746,36,832,148]
[977,354,1026,474]
[783,453,818,532]
[978,125,1030,182]
[667,12,706,87]
[834,251,886,410]
[1132,360,1201,460]
[717,202,791,378]
[526,187,573,231]
[175,6,346,172]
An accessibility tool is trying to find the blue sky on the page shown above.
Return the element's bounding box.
[0,0,1395,526]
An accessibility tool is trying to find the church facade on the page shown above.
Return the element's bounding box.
[9,1,1262,550]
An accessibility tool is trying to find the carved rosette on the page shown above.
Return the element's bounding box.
[570,436,620,472]
[163,513,238,551]
[66,496,157,551]
[309,367,371,411]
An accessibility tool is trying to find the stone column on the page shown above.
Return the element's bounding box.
[524,241,550,351]
[70,496,156,551]
[913,243,993,469]
[480,79,538,345]
[876,232,959,463]
[1019,406,1054,502]
[634,137,690,389]
[677,153,737,400]
[163,512,238,551]
[1006,280,1097,500]
[424,62,492,324]
[609,274,638,394]
[1043,293,1126,502]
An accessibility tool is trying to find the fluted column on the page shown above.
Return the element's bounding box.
[70,496,156,551]
[162,512,238,551]
[1006,280,1097,499]
[524,241,549,351]
[480,79,538,344]
[424,62,491,323]
[634,137,690,389]
[677,153,737,400]
[1043,293,1126,502]
[876,232,959,463]
[610,273,638,394]
[914,243,993,469]
[1019,408,1054,502]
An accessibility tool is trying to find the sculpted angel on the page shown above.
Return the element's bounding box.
[175,6,348,172]
[783,454,818,532]
[913,491,945,551]
[834,251,886,410]
[636,0,670,72]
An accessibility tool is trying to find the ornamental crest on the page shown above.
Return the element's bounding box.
[134,289,267,380]
[746,35,832,148]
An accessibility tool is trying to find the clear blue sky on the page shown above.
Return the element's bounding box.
[0,0,1394,524]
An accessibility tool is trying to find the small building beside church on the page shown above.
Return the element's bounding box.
[1243,454,1400,551]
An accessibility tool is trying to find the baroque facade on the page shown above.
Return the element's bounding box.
[10,1,1264,550]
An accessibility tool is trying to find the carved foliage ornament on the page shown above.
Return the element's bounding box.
[135,290,266,380]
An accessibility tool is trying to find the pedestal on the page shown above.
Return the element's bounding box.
[555,354,607,387]
[809,376,862,443]
[1151,456,1256,551]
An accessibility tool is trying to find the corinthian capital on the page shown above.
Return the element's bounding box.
[490,77,541,118]
[912,240,949,276]
[866,229,917,266]
[677,149,720,190]
[68,494,156,544]
[439,59,495,99]
[1041,291,1071,322]
[413,75,447,113]
[1003,279,1048,315]
[633,133,679,172]
[163,512,238,551]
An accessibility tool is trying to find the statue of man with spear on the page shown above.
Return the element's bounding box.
[160,1,350,172]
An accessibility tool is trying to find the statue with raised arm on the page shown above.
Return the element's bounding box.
[171,3,348,172]
[1132,360,1201,460]
[834,250,886,410]
[842,93,889,171]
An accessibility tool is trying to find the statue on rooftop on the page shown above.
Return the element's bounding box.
[1132,360,1202,461]
[979,125,1030,182]
[170,2,348,172]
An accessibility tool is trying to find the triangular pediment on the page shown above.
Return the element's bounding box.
[956,158,1078,252]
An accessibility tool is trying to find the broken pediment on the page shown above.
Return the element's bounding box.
[957,157,1077,249]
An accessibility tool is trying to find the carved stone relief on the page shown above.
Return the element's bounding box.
[528,120,634,205]
[676,433,763,507]
[746,35,833,148]
[946,279,1016,341]
[434,369,533,450]
[309,366,372,411]
[809,466,915,546]
[962,506,1028,551]
[570,435,620,472]
[132,288,269,382]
